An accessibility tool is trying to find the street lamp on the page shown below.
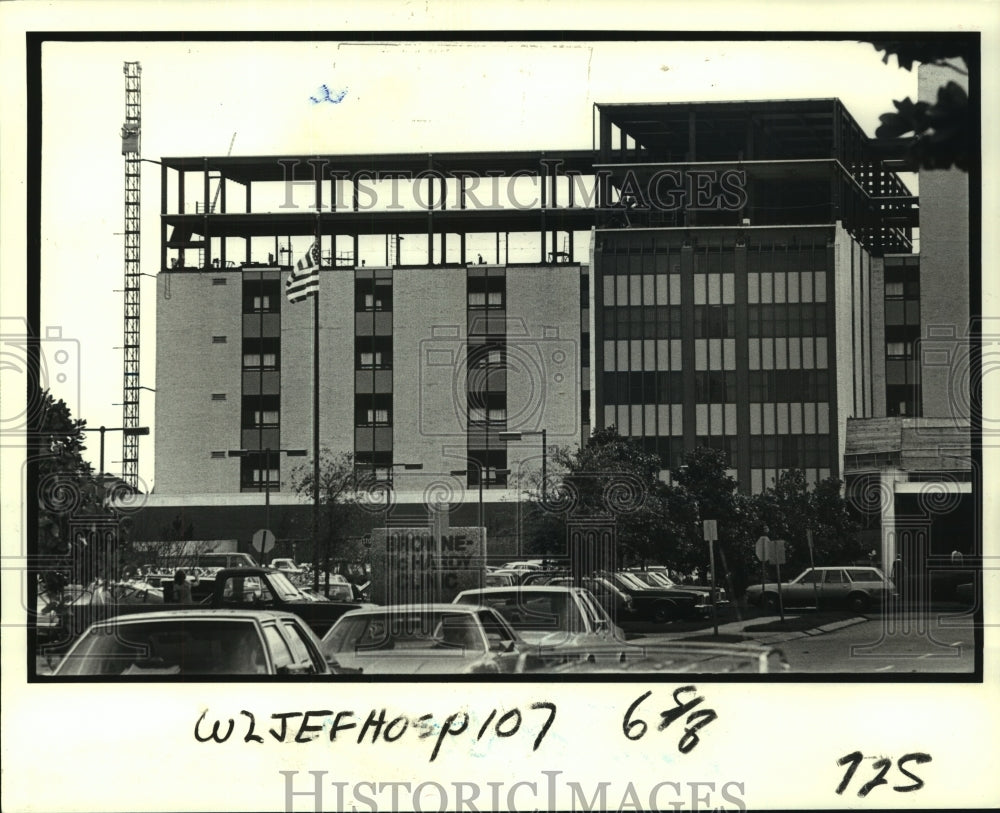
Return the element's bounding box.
[81,425,150,476]
[499,429,547,502]
[450,464,511,529]
[227,447,307,540]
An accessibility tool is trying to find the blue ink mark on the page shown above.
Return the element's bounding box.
[310,85,348,105]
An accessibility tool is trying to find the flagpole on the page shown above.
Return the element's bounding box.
[312,213,321,593]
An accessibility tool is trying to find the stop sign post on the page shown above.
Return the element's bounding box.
[754,535,787,621]
[251,529,276,566]
[702,520,719,636]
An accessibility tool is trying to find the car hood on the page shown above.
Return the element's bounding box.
[328,650,503,674]
[517,630,625,648]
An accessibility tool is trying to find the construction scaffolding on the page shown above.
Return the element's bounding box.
[121,61,142,488]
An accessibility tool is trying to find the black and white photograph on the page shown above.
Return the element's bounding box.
[2,2,997,811]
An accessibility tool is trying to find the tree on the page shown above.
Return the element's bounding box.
[666,447,758,597]
[752,469,862,574]
[289,448,367,589]
[33,388,120,590]
[867,39,972,171]
[523,426,669,569]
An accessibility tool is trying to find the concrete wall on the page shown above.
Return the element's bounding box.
[280,267,356,483]
[832,226,877,471]
[917,63,971,420]
[393,265,469,492]
[155,270,244,494]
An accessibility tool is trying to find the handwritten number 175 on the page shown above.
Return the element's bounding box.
[836,751,932,796]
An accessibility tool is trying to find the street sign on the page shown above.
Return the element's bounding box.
[702,519,718,542]
[251,529,276,559]
[755,535,770,560]
[754,536,786,565]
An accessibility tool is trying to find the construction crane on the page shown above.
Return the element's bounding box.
[120,61,141,489]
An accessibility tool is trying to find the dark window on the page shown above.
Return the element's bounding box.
[355,394,392,426]
[243,337,280,370]
[355,277,392,311]
[242,395,280,428]
[240,451,280,492]
[243,279,281,313]
[356,335,393,369]
[467,449,508,487]
[468,275,505,309]
[580,274,590,309]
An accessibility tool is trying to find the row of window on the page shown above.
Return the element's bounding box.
[748,434,832,469]
[748,303,829,337]
[749,369,830,403]
[603,306,683,340]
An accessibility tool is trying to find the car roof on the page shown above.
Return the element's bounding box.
[340,603,484,615]
[456,586,584,595]
[84,609,301,625]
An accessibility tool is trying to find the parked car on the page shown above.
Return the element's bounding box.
[518,640,790,674]
[596,571,726,622]
[485,570,520,588]
[320,604,526,674]
[270,558,304,575]
[57,567,368,644]
[453,586,626,647]
[744,566,895,612]
[51,610,331,676]
[547,576,639,628]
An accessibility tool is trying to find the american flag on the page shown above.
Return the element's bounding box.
[286,242,320,303]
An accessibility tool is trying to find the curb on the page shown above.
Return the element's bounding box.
[740,615,868,645]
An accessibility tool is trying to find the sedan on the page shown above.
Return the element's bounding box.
[745,566,895,612]
[51,610,330,676]
[453,586,626,648]
[320,604,524,674]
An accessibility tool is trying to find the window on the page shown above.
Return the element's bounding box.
[468,274,505,309]
[240,452,280,492]
[212,335,227,344]
[886,341,911,358]
[885,281,904,297]
[355,277,393,311]
[243,352,277,368]
[356,336,392,370]
[824,570,846,584]
[263,626,293,670]
[254,409,280,426]
[356,395,392,427]
[242,279,280,312]
[367,408,390,425]
[243,338,280,370]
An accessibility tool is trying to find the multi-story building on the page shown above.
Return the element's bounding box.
[842,63,974,586]
[590,99,916,492]
[141,151,596,556]
[134,96,968,570]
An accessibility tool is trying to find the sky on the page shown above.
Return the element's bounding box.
[31,38,926,488]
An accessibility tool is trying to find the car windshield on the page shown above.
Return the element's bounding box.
[267,572,307,600]
[56,619,267,676]
[457,591,582,633]
[323,611,486,654]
